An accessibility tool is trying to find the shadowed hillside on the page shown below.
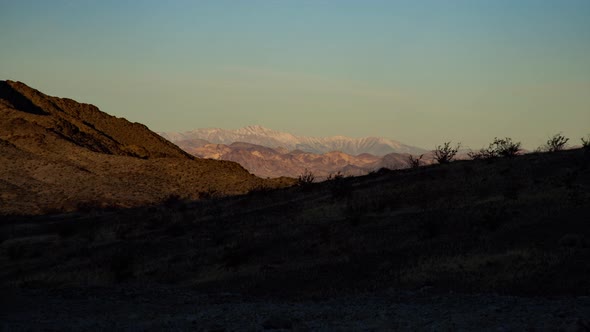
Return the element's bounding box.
[0,81,293,214]
[2,148,589,297]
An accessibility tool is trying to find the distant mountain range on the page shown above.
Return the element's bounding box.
[160,126,430,178]
[174,141,425,178]
[160,125,426,156]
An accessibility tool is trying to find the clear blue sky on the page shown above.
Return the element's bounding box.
[1,0,589,149]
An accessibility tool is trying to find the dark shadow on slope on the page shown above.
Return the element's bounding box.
[0,81,49,115]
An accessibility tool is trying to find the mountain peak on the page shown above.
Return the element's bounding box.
[243,124,268,131]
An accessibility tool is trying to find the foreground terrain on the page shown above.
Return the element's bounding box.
[2,287,589,331]
[1,148,589,330]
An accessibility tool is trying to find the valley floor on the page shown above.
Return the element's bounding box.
[2,286,590,331]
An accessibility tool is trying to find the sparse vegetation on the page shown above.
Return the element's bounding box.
[543,133,569,152]
[407,154,424,168]
[581,135,590,149]
[492,137,521,158]
[326,171,344,181]
[469,137,522,160]
[433,142,460,164]
[297,168,315,185]
[468,146,498,160]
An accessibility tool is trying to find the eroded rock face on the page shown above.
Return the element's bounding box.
[0,80,293,215]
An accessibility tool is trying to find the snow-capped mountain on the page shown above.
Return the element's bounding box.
[159,125,425,156]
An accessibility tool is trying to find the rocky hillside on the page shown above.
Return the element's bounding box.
[160,125,426,156]
[0,81,292,215]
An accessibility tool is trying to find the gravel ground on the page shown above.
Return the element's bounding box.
[2,286,590,331]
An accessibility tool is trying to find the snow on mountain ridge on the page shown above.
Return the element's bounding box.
[159,125,425,156]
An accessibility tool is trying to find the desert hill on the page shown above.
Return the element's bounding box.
[2,148,589,295]
[0,81,191,159]
[0,80,292,215]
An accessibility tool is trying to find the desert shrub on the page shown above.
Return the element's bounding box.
[433,142,460,164]
[469,137,521,159]
[326,171,344,181]
[491,137,521,158]
[468,146,498,160]
[407,154,424,168]
[581,135,590,149]
[297,168,315,185]
[543,133,569,152]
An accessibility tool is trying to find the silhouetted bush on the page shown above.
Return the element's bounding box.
[297,168,315,185]
[433,142,460,164]
[469,137,521,159]
[492,137,521,158]
[581,135,590,149]
[407,154,424,168]
[543,133,569,152]
[326,171,344,181]
[468,146,498,160]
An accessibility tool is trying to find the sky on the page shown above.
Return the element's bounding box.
[1,0,589,150]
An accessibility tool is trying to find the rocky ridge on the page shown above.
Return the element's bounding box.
[0,81,291,214]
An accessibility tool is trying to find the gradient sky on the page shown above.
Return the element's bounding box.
[1,0,589,149]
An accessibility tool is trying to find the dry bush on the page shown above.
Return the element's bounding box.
[468,146,498,160]
[543,133,569,152]
[489,137,521,158]
[433,142,460,164]
[407,154,424,168]
[297,168,315,185]
[326,171,344,181]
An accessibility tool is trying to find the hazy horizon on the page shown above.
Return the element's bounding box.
[1,0,589,150]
